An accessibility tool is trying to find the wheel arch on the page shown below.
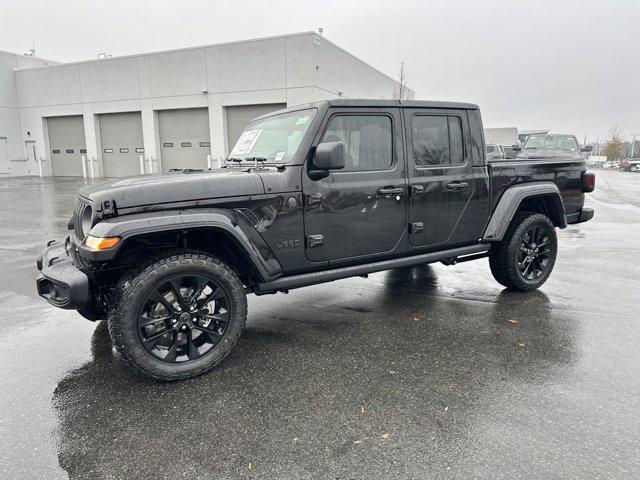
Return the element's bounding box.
[483,182,567,242]
[82,209,283,285]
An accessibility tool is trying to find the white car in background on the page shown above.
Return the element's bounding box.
[485,143,506,160]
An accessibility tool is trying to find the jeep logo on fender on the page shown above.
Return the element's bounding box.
[276,239,300,249]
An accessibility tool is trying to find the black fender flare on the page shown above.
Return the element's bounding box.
[80,208,283,282]
[483,182,567,241]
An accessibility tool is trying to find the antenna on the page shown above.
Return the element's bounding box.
[25,41,36,57]
[318,27,324,36]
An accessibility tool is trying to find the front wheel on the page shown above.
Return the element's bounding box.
[108,251,247,381]
[488,212,558,292]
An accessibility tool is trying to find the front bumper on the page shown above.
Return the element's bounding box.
[36,241,89,310]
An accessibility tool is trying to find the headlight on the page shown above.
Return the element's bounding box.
[84,235,120,251]
[80,204,93,238]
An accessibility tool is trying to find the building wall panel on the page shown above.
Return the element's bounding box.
[149,49,207,97]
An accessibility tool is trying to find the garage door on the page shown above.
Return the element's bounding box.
[99,112,144,178]
[159,108,210,172]
[48,116,86,177]
[226,104,286,153]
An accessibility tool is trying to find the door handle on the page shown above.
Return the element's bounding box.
[444,181,469,191]
[410,184,425,196]
[305,192,323,207]
[377,187,404,196]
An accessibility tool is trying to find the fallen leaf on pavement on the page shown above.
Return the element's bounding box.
[248,463,253,471]
[412,315,420,321]
[507,319,518,325]
[380,432,389,439]
[353,440,362,444]
[444,405,449,412]
[518,342,526,347]
[360,405,365,414]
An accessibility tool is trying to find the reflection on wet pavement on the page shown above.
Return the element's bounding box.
[1,171,639,479]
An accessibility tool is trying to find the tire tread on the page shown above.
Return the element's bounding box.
[107,250,247,381]
[488,212,557,292]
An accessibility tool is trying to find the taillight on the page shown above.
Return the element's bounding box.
[582,172,595,193]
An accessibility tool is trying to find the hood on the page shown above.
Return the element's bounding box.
[79,169,265,210]
[516,149,582,160]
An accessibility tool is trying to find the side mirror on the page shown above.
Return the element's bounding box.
[512,144,522,151]
[313,141,345,171]
[581,145,593,152]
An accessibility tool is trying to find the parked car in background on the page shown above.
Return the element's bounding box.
[502,146,520,159]
[485,143,506,159]
[619,159,640,171]
[626,160,640,172]
[515,134,592,160]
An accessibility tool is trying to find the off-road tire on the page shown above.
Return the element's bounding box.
[488,212,558,292]
[488,253,508,287]
[108,250,247,381]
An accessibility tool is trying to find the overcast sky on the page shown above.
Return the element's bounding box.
[1,0,638,141]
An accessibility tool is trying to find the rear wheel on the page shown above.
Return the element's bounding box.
[488,212,558,291]
[108,251,247,381]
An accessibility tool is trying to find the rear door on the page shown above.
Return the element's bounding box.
[302,107,407,263]
[405,109,476,247]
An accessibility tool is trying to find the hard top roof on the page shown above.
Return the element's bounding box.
[253,99,480,121]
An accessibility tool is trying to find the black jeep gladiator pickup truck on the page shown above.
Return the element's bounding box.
[36,99,595,381]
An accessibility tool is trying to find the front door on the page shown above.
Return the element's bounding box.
[405,109,476,248]
[302,108,407,263]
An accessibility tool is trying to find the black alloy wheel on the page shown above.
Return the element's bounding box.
[517,225,553,281]
[138,274,231,363]
[108,251,247,381]
[488,212,558,291]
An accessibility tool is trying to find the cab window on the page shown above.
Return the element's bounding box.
[411,115,464,166]
[321,115,392,171]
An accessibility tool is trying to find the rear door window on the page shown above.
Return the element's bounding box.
[411,115,464,166]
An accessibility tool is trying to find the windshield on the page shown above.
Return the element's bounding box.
[524,135,578,151]
[228,108,316,163]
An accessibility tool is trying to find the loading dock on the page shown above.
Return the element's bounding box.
[99,112,144,177]
[158,108,210,172]
[47,116,86,177]
[225,104,286,151]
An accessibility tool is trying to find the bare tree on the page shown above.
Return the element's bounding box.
[393,62,408,100]
[602,125,624,159]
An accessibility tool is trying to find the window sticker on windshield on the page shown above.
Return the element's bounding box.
[295,116,309,126]
[274,151,285,162]
[231,129,263,155]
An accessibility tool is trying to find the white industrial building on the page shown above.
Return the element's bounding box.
[0,32,413,177]
[484,127,519,147]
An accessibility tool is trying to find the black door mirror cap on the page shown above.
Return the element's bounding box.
[313,141,346,171]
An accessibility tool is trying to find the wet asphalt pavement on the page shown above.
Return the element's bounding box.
[0,170,639,479]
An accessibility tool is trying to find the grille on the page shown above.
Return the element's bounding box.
[73,197,92,241]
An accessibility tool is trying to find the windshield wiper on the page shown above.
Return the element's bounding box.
[223,157,244,168]
[245,157,268,167]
